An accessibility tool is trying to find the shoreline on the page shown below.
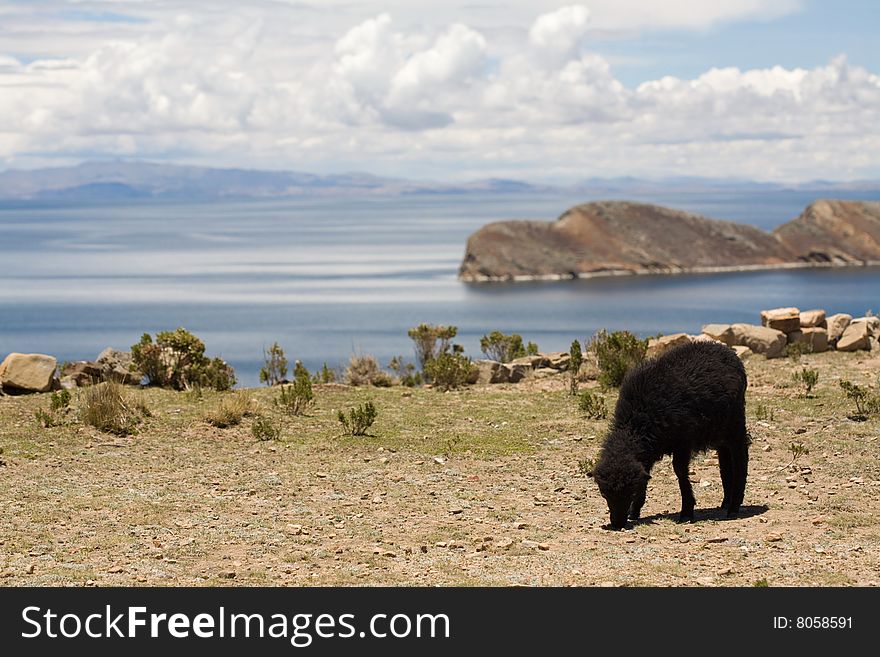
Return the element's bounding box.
[459,260,880,283]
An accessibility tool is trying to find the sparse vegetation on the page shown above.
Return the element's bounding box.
[131,327,235,391]
[313,362,337,384]
[276,362,314,416]
[338,401,377,436]
[259,342,288,386]
[407,324,457,369]
[839,379,869,419]
[389,356,422,387]
[423,352,474,391]
[754,402,775,421]
[345,354,392,387]
[788,441,809,465]
[204,391,254,427]
[479,331,536,363]
[578,390,608,419]
[79,381,145,435]
[792,367,819,397]
[50,389,71,412]
[784,341,811,362]
[251,414,282,441]
[569,340,583,396]
[578,456,596,477]
[588,329,647,388]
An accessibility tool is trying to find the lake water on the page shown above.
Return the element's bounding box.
[1,190,878,386]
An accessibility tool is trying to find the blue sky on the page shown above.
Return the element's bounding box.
[0,1,878,182]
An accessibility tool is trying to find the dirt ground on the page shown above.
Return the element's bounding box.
[1,350,879,586]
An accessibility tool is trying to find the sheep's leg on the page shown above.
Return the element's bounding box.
[717,446,732,510]
[728,440,749,518]
[672,448,695,522]
[629,479,648,521]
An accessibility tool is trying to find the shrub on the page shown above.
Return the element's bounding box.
[839,379,869,418]
[588,329,647,388]
[784,341,811,362]
[407,324,457,369]
[205,391,254,428]
[479,331,533,363]
[50,389,71,412]
[754,403,775,421]
[389,356,422,387]
[424,352,474,391]
[313,363,337,384]
[578,390,608,419]
[131,328,235,391]
[788,441,809,465]
[251,414,282,441]
[276,362,314,416]
[35,408,62,428]
[569,340,583,396]
[792,367,819,397]
[259,342,288,386]
[578,456,597,477]
[79,382,144,435]
[345,354,392,387]
[338,401,377,436]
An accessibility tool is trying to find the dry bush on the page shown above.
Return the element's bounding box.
[345,354,390,386]
[79,382,145,435]
[204,391,255,428]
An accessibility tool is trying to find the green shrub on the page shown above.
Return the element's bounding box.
[588,330,647,388]
[35,408,62,428]
[407,324,457,369]
[839,379,869,417]
[79,382,145,435]
[313,363,337,384]
[578,390,608,419]
[338,401,377,436]
[389,356,422,387]
[578,457,597,477]
[479,331,534,363]
[131,328,235,391]
[276,362,314,416]
[424,352,474,391]
[259,342,288,386]
[792,367,819,396]
[784,341,811,362]
[204,391,254,427]
[569,340,583,396]
[251,414,282,441]
[50,389,71,412]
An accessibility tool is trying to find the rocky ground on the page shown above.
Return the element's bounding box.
[1,350,878,587]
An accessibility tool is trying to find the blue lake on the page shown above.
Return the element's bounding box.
[1,190,878,386]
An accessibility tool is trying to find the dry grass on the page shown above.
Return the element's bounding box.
[78,381,145,435]
[1,349,879,587]
[203,391,255,428]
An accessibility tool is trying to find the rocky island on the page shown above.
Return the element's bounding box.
[458,199,880,281]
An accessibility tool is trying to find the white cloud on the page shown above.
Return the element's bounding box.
[0,2,878,182]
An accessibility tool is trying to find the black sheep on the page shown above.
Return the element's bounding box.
[593,340,749,529]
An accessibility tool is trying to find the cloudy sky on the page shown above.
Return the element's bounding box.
[1,0,878,182]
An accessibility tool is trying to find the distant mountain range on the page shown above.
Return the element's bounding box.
[1,160,879,202]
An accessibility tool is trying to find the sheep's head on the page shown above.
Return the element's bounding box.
[593,430,649,530]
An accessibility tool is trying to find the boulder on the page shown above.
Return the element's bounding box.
[837,319,877,352]
[646,333,692,359]
[509,355,544,369]
[730,324,787,358]
[760,307,801,334]
[826,313,852,345]
[541,352,571,371]
[475,359,507,384]
[0,352,57,393]
[692,333,722,344]
[787,327,829,353]
[61,360,103,387]
[799,309,827,328]
[851,316,880,331]
[732,346,753,360]
[701,324,735,346]
[96,348,142,385]
[503,362,531,383]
